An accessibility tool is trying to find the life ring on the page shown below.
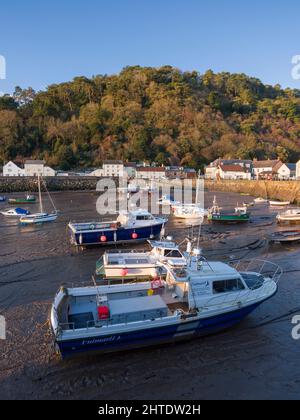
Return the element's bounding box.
[151,279,163,289]
[90,224,95,230]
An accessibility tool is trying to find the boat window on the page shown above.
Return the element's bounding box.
[136,215,153,221]
[240,273,264,290]
[213,278,245,294]
[164,249,182,258]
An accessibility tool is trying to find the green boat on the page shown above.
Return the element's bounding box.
[208,197,250,224]
[9,195,36,204]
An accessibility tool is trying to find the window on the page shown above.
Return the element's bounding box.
[213,278,245,294]
[164,249,182,258]
[136,215,152,221]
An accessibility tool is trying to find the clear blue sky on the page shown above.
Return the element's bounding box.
[1,0,300,94]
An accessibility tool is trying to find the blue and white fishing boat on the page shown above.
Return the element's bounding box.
[51,254,281,358]
[1,208,30,217]
[68,209,167,246]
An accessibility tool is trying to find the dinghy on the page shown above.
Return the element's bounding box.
[270,230,300,243]
[254,197,268,204]
[269,200,290,207]
[19,176,58,224]
[51,255,281,358]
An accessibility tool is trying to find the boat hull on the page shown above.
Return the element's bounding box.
[55,298,272,358]
[70,223,165,246]
[8,199,36,204]
[208,214,250,223]
[20,213,58,224]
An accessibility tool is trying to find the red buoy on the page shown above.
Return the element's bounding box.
[100,235,107,242]
[132,232,138,239]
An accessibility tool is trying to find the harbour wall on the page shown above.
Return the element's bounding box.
[204,180,300,204]
[0,176,107,193]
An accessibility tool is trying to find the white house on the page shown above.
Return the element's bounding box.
[205,159,253,180]
[252,160,282,179]
[3,161,25,177]
[136,167,166,180]
[297,161,300,179]
[24,160,55,177]
[103,161,124,177]
[216,164,252,180]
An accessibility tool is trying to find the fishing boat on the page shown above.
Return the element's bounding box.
[254,197,268,204]
[276,209,300,223]
[208,197,250,224]
[0,196,6,202]
[19,176,58,225]
[68,209,167,246]
[51,254,281,358]
[270,230,300,243]
[269,200,290,207]
[95,239,187,280]
[1,208,30,217]
[9,195,36,204]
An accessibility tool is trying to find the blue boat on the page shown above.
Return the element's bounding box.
[68,209,167,246]
[0,196,6,202]
[51,257,282,358]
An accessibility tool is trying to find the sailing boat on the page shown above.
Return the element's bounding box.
[19,175,58,224]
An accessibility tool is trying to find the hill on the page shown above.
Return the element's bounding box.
[1,66,300,169]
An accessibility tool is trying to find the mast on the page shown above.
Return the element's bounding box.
[38,175,43,213]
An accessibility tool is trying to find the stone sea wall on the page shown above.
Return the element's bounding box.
[0,176,107,193]
[204,179,300,204]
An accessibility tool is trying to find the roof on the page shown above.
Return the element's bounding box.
[286,163,296,171]
[109,295,167,316]
[211,159,252,167]
[103,160,123,165]
[253,160,281,168]
[136,167,166,172]
[124,162,137,168]
[25,160,45,165]
[219,164,247,173]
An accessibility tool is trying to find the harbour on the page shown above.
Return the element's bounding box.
[1,189,300,399]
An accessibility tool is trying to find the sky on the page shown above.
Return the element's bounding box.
[0,0,300,94]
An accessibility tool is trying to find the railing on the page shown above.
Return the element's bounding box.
[230,259,283,284]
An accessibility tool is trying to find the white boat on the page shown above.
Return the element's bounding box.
[269,200,290,207]
[51,255,281,358]
[157,195,180,206]
[173,204,207,220]
[276,209,300,223]
[1,208,30,217]
[20,175,58,225]
[96,239,187,280]
[254,197,268,204]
